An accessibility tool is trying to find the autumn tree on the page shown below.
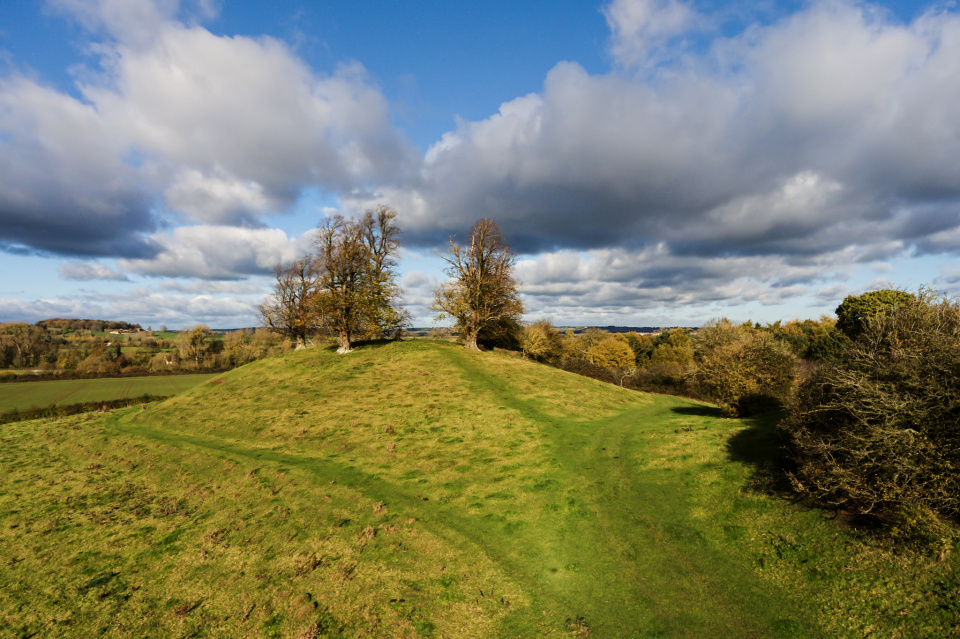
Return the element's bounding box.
[587,336,635,368]
[357,205,410,338]
[521,319,563,362]
[259,257,320,348]
[178,325,213,367]
[314,206,407,353]
[693,319,796,417]
[432,218,524,351]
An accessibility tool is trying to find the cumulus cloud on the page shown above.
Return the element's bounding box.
[7,0,960,323]
[1,1,415,259]
[0,76,157,257]
[0,284,268,328]
[117,226,312,278]
[58,261,129,281]
[603,0,705,69]
[360,0,960,302]
[515,243,856,317]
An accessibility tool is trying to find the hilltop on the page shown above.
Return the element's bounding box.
[1,340,956,637]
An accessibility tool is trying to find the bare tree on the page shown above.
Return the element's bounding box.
[358,205,410,338]
[432,218,524,351]
[314,206,407,353]
[259,257,320,348]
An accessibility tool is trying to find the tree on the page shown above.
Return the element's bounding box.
[178,325,213,367]
[835,289,915,340]
[259,257,320,348]
[693,319,796,417]
[432,218,524,351]
[314,205,407,353]
[357,205,410,338]
[784,290,960,539]
[521,319,563,362]
[0,323,50,369]
[587,336,635,368]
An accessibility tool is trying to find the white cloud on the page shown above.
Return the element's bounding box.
[603,0,705,68]
[380,1,960,280]
[163,169,282,224]
[0,10,416,258]
[46,0,181,45]
[118,226,312,278]
[58,261,129,281]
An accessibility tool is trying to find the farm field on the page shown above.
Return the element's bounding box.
[0,341,956,637]
[0,374,220,412]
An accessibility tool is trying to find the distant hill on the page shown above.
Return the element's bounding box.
[36,318,142,331]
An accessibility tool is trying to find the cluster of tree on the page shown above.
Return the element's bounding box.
[514,317,843,417]
[262,212,526,355]
[36,318,142,332]
[260,206,409,353]
[782,288,960,542]
[0,321,289,376]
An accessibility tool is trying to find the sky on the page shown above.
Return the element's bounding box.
[2,0,960,330]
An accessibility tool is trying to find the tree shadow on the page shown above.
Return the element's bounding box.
[669,405,725,419]
[725,410,795,495]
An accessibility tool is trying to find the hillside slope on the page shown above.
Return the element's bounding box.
[1,340,956,638]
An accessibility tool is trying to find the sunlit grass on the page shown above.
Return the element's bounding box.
[0,340,957,637]
[0,374,219,412]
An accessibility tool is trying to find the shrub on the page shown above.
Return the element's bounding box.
[521,320,563,363]
[559,359,616,385]
[782,290,960,537]
[694,319,796,417]
[835,289,915,340]
[631,362,690,394]
[586,336,634,368]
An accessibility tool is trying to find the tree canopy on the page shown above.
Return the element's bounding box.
[314,206,408,353]
[258,257,320,348]
[835,289,915,340]
[258,205,407,354]
[432,218,524,351]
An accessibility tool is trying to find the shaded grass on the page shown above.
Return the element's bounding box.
[0,373,219,411]
[0,340,957,637]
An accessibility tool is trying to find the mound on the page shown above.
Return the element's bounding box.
[2,341,954,637]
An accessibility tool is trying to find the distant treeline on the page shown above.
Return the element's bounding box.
[36,318,142,332]
[0,320,290,375]
[513,315,842,417]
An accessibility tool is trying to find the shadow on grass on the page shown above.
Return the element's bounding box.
[669,405,725,419]
[724,410,796,495]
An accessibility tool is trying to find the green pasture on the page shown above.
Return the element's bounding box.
[0,341,956,637]
[0,374,220,412]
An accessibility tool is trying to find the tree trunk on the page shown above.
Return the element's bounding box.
[464,331,479,351]
[337,331,353,354]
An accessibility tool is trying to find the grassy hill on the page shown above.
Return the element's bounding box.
[1,340,957,638]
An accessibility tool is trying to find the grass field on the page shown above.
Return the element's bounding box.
[0,341,957,637]
[0,374,220,411]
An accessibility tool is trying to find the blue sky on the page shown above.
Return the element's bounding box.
[2,0,960,329]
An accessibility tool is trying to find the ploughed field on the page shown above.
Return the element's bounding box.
[1,341,956,638]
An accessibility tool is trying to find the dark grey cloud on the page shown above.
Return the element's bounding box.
[0,77,159,258]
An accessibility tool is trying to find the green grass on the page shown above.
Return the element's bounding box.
[0,340,957,638]
[0,374,220,411]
